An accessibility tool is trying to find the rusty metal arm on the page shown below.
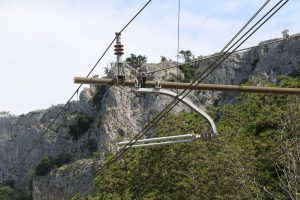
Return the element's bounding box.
[74,77,300,95]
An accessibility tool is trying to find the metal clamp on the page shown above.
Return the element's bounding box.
[134,78,140,89]
[155,80,161,90]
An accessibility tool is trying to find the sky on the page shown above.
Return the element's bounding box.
[0,0,299,115]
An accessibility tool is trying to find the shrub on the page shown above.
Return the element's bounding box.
[289,66,300,78]
[126,54,147,69]
[69,112,93,140]
[2,180,15,188]
[160,56,167,63]
[279,76,300,88]
[0,186,14,200]
[0,111,10,116]
[87,139,98,153]
[251,58,260,69]
[35,155,54,176]
[35,154,72,177]
[179,50,194,63]
[92,85,108,106]
[179,64,196,82]
[167,72,184,82]
[0,186,31,200]
[54,154,71,168]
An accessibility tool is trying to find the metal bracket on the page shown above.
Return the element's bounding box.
[139,72,147,88]
[117,88,218,151]
[155,80,161,90]
[134,78,140,89]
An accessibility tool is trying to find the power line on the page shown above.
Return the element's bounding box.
[220,0,271,53]
[4,0,152,185]
[176,0,181,94]
[119,0,152,34]
[65,0,285,198]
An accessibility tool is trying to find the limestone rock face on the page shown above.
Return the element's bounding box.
[1,34,300,199]
[0,63,191,198]
[0,91,98,193]
[0,112,58,192]
[32,159,102,200]
[196,34,300,105]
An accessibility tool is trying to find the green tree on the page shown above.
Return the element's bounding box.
[178,64,195,82]
[69,112,93,140]
[0,185,32,200]
[125,54,147,69]
[35,155,54,176]
[160,56,167,63]
[179,50,193,63]
[35,154,71,176]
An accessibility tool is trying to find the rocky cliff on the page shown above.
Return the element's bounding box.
[0,34,300,199]
[0,64,190,199]
[197,33,300,105]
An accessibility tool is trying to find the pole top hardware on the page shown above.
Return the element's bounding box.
[117,88,218,151]
[114,32,124,56]
[114,32,125,86]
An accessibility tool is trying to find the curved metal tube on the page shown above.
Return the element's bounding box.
[132,88,218,136]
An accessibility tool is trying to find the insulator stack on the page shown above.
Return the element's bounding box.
[114,32,125,85]
[114,32,124,56]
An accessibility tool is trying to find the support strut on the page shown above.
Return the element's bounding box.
[117,88,217,151]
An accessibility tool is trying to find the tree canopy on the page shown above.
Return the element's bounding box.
[125,54,147,69]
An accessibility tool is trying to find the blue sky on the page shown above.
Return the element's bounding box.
[0,0,299,114]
